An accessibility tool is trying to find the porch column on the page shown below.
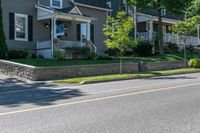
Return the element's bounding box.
[134,6,137,40]
[87,22,91,41]
[51,17,56,59]
[149,17,153,42]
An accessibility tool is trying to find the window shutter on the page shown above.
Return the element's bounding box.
[28,15,33,42]
[90,24,94,43]
[9,12,15,40]
[77,24,80,41]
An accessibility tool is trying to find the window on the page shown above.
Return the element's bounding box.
[51,0,63,9]
[15,14,28,41]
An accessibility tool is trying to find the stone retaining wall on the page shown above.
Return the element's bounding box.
[0,60,35,80]
[0,60,186,81]
[147,61,186,71]
[32,63,139,81]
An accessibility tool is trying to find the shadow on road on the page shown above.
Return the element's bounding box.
[0,78,85,108]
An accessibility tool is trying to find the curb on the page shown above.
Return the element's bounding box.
[79,71,200,85]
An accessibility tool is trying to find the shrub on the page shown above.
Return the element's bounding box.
[134,41,153,56]
[65,47,90,55]
[186,44,196,54]
[188,58,200,68]
[105,48,120,56]
[88,52,113,60]
[8,50,28,59]
[164,43,178,53]
[53,51,65,60]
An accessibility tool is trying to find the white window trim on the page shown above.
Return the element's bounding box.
[50,0,63,9]
[15,13,28,41]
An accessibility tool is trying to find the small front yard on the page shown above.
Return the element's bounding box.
[11,54,194,67]
[54,68,200,84]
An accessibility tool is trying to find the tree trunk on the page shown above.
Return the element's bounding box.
[183,36,187,68]
[0,0,7,59]
[157,2,164,55]
[119,57,123,75]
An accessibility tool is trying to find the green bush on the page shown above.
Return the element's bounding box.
[88,52,113,60]
[53,51,65,60]
[188,58,200,68]
[8,50,28,59]
[164,43,178,53]
[65,47,90,55]
[134,41,153,56]
[105,48,120,56]
[186,45,196,54]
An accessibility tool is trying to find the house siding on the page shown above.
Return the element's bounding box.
[2,0,50,50]
[1,0,108,53]
[39,0,73,8]
[78,6,108,52]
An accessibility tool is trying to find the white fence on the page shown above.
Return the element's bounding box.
[138,32,200,46]
[37,40,52,59]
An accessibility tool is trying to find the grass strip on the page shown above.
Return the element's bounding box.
[54,68,200,84]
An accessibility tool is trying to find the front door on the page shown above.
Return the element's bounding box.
[80,23,87,46]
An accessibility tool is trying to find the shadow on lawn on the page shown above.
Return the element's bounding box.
[0,78,84,107]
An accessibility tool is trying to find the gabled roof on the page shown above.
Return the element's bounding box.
[35,4,90,17]
[74,0,111,10]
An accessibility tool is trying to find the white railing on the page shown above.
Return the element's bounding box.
[137,32,150,41]
[164,33,199,46]
[138,32,200,46]
[37,40,51,49]
[36,40,52,59]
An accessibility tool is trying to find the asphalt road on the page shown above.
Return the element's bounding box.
[0,73,200,133]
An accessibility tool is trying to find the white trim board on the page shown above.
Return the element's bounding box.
[74,2,112,11]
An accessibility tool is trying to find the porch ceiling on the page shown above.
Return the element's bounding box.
[35,4,96,23]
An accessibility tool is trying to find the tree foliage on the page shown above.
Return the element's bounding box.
[171,15,200,36]
[103,11,136,56]
[187,0,200,18]
[0,0,7,59]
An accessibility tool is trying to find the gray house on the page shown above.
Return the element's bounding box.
[2,0,111,59]
[108,0,200,47]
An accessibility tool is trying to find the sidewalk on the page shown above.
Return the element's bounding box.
[0,73,27,87]
[0,73,73,92]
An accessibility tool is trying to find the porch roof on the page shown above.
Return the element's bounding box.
[35,4,96,23]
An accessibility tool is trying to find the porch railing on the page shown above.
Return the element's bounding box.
[137,32,150,41]
[37,40,52,49]
[36,40,52,59]
[137,32,200,46]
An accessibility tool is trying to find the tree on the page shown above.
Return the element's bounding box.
[104,11,137,74]
[187,0,200,18]
[171,15,200,67]
[0,0,7,59]
[127,0,193,55]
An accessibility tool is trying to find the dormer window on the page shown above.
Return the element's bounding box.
[51,0,63,9]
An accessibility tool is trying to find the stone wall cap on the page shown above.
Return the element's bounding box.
[0,60,36,69]
[36,62,139,69]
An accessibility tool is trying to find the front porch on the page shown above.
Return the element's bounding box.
[136,13,200,46]
[35,4,97,59]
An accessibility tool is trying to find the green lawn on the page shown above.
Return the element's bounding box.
[54,68,200,84]
[11,54,190,67]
